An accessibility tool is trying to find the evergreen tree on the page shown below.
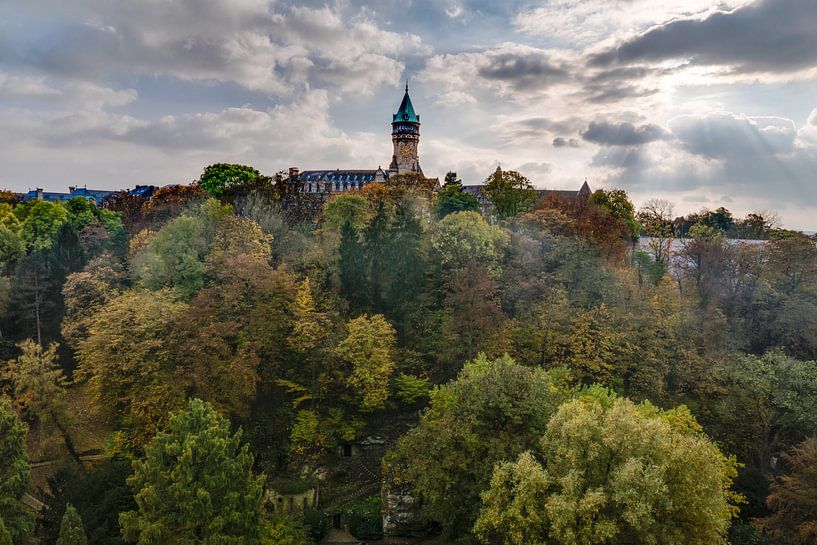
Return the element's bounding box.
[0,518,12,545]
[363,200,390,310]
[338,219,368,310]
[384,202,425,331]
[57,504,87,545]
[0,398,35,542]
[119,398,265,545]
[434,172,479,218]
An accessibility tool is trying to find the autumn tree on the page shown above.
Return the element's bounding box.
[0,397,34,542]
[120,399,265,545]
[322,194,369,232]
[336,314,396,411]
[475,388,740,545]
[481,168,536,219]
[76,290,187,444]
[388,354,567,538]
[639,198,675,265]
[57,504,87,545]
[759,438,817,545]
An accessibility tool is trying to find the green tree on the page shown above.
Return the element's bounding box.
[431,211,509,277]
[197,163,262,198]
[323,194,369,232]
[363,200,390,310]
[57,504,87,545]
[388,354,567,538]
[384,201,425,330]
[434,172,479,218]
[481,168,536,219]
[0,518,11,545]
[0,397,35,542]
[475,388,740,545]
[338,219,368,310]
[119,399,264,545]
[589,188,640,240]
[336,314,396,411]
[5,340,79,461]
[759,438,817,545]
[717,351,817,472]
[19,200,68,251]
[261,515,312,545]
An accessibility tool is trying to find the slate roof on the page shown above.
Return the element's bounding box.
[22,187,114,203]
[298,170,386,184]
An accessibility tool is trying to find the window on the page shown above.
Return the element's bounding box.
[342,443,352,457]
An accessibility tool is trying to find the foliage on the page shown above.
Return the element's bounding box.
[198,163,262,198]
[261,515,313,545]
[57,504,87,545]
[336,314,396,411]
[345,496,383,540]
[119,399,265,545]
[0,397,34,542]
[323,194,369,232]
[589,188,640,239]
[389,354,568,538]
[481,168,536,219]
[758,438,817,545]
[434,172,479,218]
[474,388,741,545]
[393,373,431,404]
[76,290,188,444]
[431,211,509,276]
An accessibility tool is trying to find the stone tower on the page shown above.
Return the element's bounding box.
[389,83,422,176]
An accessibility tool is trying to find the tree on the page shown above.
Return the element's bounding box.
[475,388,740,545]
[363,200,390,310]
[261,515,312,545]
[322,194,369,232]
[481,168,536,219]
[384,201,426,330]
[19,200,68,251]
[338,219,368,310]
[431,211,509,277]
[336,314,396,411]
[388,354,567,538]
[638,198,675,264]
[717,351,817,474]
[5,340,79,461]
[0,518,11,545]
[434,172,479,218]
[589,188,640,240]
[76,290,187,444]
[0,397,34,542]
[57,504,87,545]
[197,163,262,198]
[758,439,817,545]
[119,399,265,545]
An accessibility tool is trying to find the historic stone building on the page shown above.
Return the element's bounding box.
[289,84,423,194]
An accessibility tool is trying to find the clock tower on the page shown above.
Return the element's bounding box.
[389,83,422,176]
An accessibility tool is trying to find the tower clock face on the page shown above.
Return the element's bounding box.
[399,145,414,161]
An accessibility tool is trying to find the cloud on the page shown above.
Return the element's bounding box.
[553,137,580,148]
[477,50,569,91]
[420,43,573,98]
[582,121,670,146]
[590,0,817,76]
[2,1,428,96]
[513,0,746,45]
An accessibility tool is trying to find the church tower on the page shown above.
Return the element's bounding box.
[389,83,422,176]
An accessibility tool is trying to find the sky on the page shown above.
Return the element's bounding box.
[1,0,817,228]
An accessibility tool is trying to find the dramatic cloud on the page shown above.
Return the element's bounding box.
[2,0,817,228]
[582,121,670,146]
[591,0,817,75]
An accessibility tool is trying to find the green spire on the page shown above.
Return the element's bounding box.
[393,83,419,124]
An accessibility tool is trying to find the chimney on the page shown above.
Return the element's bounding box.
[69,186,76,194]
[36,188,44,200]
[289,167,299,180]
